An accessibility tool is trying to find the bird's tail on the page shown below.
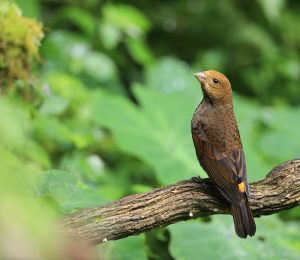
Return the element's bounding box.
[231,196,256,238]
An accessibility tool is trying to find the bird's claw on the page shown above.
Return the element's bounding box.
[191,175,202,183]
[191,175,208,189]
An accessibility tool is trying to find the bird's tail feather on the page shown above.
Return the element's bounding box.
[231,196,256,238]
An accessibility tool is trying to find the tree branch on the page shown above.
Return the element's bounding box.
[62,158,300,245]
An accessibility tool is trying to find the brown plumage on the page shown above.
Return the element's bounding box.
[191,70,256,238]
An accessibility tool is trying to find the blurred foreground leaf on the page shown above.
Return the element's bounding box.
[0,98,61,259]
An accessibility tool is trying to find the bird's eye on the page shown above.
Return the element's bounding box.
[213,78,219,83]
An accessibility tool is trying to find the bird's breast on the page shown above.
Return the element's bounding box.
[192,103,242,154]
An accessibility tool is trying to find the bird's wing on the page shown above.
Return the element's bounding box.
[192,131,248,206]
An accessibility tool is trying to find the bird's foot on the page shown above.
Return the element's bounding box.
[191,175,202,183]
[191,175,208,188]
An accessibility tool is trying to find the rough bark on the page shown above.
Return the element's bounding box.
[62,158,300,245]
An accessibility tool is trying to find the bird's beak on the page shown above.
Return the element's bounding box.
[194,72,206,84]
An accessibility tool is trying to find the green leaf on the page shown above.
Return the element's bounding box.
[37,170,108,212]
[236,24,278,57]
[146,57,196,96]
[81,51,117,82]
[41,30,88,68]
[39,95,69,115]
[99,235,147,260]
[103,4,151,37]
[99,23,122,49]
[52,7,96,37]
[59,152,105,183]
[258,107,300,164]
[45,72,88,105]
[24,140,51,169]
[89,87,201,184]
[41,31,117,82]
[33,116,74,149]
[257,0,285,23]
[169,216,300,260]
[126,37,154,65]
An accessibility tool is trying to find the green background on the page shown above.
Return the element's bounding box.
[1,0,300,259]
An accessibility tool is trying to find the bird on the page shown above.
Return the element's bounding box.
[191,70,256,238]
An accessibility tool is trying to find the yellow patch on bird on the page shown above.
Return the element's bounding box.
[238,182,245,193]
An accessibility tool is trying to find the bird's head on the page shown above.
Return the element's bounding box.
[194,70,232,104]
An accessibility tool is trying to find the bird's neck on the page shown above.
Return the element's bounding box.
[202,95,233,108]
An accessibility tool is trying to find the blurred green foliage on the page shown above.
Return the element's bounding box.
[1,0,300,259]
[0,97,62,260]
[169,216,300,259]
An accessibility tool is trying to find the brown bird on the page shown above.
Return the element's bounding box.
[191,70,256,238]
